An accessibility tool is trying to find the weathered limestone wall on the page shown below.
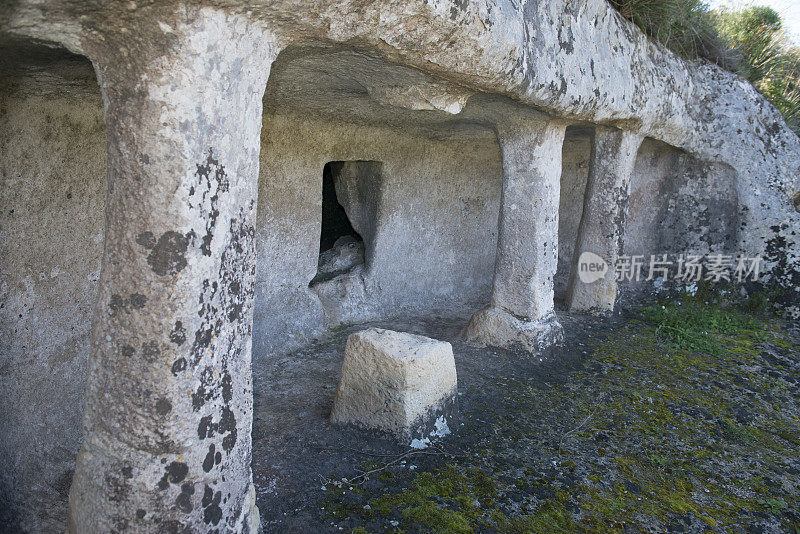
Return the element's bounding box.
[555,129,591,302]
[555,133,741,304]
[4,0,798,293]
[626,139,740,259]
[0,56,105,531]
[254,110,503,355]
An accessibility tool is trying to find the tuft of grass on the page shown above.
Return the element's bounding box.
[758,497,789,514]
[716,6,800,134]
[608,1,800,137]
[720,417,755,443]
[609,0,738,66]
[641,298,763,355]
[495,498,577,533]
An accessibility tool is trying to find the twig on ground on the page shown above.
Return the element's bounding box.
[320,445,457,486]
[558,412,593,455]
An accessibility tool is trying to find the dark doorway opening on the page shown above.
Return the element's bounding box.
[311,162,365,285]
[320,162,363,253]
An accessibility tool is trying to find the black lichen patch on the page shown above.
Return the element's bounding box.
[105,470,129,504]
[136,229,191,277]
[189,148,230,257]
[156,462,189,491]
[169,321,187,346]
[203,444,216,473]
[226,280,243,322]
[195,406,237,452]
[189,213,256,370]
[219,407,238,452]
[142,231,190,276]
[171,357,187,376]
[612,183,630,249]
[749,223,800,316]
[175,483,195,513]
[129,293,147,309]
[221,373,232,404]
[109,294,127,314]
[109,292,148,314]
[449,0,469,20]
[198,415,214,440]
[202,443,222,473]
[191,366,217,411]
[155,398,172,415]
[202,485,223,526]
[135,231,157,249]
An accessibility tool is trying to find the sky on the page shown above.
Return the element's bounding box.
[707,0,800,44]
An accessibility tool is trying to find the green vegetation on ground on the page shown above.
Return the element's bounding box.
[641,294,764,354]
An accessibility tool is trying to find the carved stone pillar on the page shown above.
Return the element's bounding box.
[465,116,567,353]
[566,127,643,314]
[67,10,280,533]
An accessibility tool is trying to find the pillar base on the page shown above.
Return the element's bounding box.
[239,483,260,534]
[464,306,563,353]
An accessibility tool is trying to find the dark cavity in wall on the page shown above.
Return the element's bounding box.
[319,162,362,253]
[310,162,366,285]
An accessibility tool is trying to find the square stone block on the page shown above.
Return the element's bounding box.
[330,328,457,440]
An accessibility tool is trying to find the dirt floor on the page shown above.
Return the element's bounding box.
[252,298,800,533]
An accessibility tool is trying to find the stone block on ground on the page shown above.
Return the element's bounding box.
[330,328,457,441]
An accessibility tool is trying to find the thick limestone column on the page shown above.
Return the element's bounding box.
[465,116,567,352]
[565,127,644,314]
[67,11,280,533]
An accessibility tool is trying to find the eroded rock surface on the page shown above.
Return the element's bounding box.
[330,328,457,441]
[1,0,799,532]
[313,236,365,284]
